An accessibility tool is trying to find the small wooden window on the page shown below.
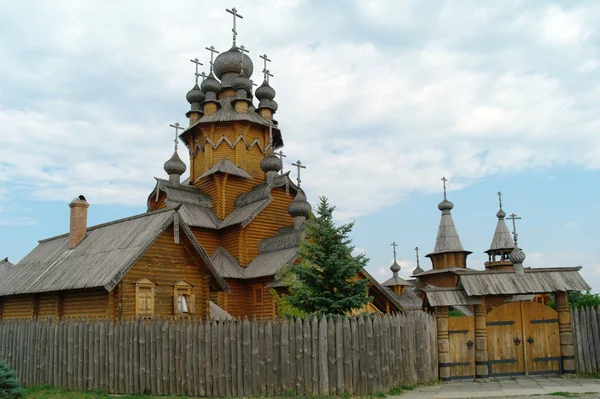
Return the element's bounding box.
[173,281,195,316]
[253,284,264,306]
[134,278,156,318]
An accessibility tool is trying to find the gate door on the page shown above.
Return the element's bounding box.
[523,302,561,374]
[486,302,525,376]
[486,301,561,376]
[448,316,475,378]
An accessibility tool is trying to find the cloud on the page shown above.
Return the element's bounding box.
[0,0,600,221]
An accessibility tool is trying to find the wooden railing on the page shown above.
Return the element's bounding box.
[0,312,438,396]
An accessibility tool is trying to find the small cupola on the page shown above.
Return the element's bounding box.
[186,58,205,125]
[484,191,515,271]
[260,149,282,183]
[288,189,311,230]
[164,123,187,185]
[507,212,526,277]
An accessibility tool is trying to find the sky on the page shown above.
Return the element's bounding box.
[1,0,599,291]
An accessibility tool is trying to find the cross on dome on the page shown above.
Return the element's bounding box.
[441,176,448,200]
[276,151,286,174]
[205,45,220,73]
[292,160,306,187]
[265,69,274,83]
[199,71,208,81]
[190,58,203,83]
[497,191,503,209]
[169,122,185,151]
[507,213,522,245]
[391,242,398,262]
[239,45,250,70]
[415,246,420,267]
[260,54,272,79]
[226,7,244,47]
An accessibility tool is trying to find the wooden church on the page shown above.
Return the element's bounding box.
[0,9,402,321]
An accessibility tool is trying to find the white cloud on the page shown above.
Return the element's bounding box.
[0,0,600,222]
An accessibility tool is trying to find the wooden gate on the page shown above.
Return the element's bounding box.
[448,316,475,378]
[486,301,560,376]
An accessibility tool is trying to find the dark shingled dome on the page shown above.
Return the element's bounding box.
[255,80,276,101]
[213,46,254,79]
[288,190,311,218]
[201,72,221,94]
[186,83,205,104]
[164,151,187,176]
[260,150,282,173]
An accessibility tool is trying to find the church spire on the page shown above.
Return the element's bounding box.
[164,123,187,186]
[484,191,515,271]
[425,177,472,269]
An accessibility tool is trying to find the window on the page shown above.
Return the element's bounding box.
[134,278,156,318]
[173,281,195,316]
[253,284,264,306]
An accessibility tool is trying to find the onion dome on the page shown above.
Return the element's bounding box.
[201,72,221,94]
[186,83,205,104]
[438,198,454,212]
[164,151,187,176]
[496,208,506,219]
[260,150,282,173]
[232,68,253,93]
[213,46,254,79]
[390,260,401,274]
[288,190,311,219]
[255,80,276,101]
[509,246,526,264]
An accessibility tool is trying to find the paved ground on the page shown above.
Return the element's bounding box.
[392,375,600,398]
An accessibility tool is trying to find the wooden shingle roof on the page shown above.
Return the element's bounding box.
[0,208,228,296]
[0,257,16,278]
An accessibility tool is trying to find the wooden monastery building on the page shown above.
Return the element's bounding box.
[0,11,403,321]
[382,184,591,380]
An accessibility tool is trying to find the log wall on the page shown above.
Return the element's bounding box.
[0,312,438,396]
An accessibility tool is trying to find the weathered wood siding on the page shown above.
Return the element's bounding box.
[38,293,60,318]
[244,187,294,264]
[62,288,109,318]
[0,312,438,396]
[1,295,33,319]
[190,227,221,257]
[244,277,277,319]
[119,226,211,319]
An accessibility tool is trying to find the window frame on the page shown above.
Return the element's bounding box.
[253,284,264,307]
[133,278,156,319]
[173,280,195,316]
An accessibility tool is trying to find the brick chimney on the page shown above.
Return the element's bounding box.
[69,195,89,249]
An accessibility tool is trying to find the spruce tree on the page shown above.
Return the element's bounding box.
[0,360,24,399]
[286,196,372,315]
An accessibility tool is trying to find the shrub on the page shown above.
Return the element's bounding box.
[0,360,24,399]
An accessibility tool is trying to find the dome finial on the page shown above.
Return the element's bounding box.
[390,242,400,277]
[507,213,525,276]
[292,160,307,188]
[496,191,506,219]
[413,246,424,275]
[205,45,220,74]
[438,176,454,212]
[164,123,187,185]
[226,7,244,47]
[190,58,203,84]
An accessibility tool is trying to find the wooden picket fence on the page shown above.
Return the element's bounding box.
[0,312,438,396]
[571,306,600,374]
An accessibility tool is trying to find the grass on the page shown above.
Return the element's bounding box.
[547,392,598,398]
[25,386,188,399]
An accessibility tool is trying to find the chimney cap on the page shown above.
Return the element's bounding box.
[70,195,89,205]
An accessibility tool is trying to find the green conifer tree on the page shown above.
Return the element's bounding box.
[0,360,24,399]
[285,196,372,315]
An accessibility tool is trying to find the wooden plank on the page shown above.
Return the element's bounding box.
[372,316,380,391]
[590,307,600,373]
[222,320,230,397]
[236,319,243,397]
[335,316,344,394]
[150,321,157,395]
[289,317,296,396]
[132,321,139,394]
[93,322,100,390]
[108,321,115,393]
[169,321,176,395]
[265,319,274,396]
[229,319,237,397]
[175,320,182,396]
[259,319,267,396]
[581,308,593,373]
[212,320,219,397]
[192,321,199,398]
[358,316,367,395]
[251,318,260,396]
[243,318,252,396]
[198,320,206,397]
[303,317,311,396]
[365,316,375,393]
[295,317,304,395]
[318,316,329,396]
[327,316,336,395]
[574,309,585,373]
[351,317,359,394]
[311,317,319,396]
[280,318,290,394]
[343,317,352,394]
[273,318,281,396]
[204,319,212,397]
[186,321,194,397]
[146,322,152,394]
